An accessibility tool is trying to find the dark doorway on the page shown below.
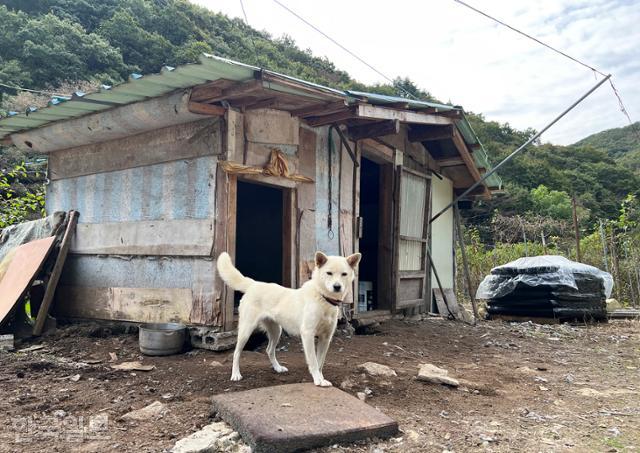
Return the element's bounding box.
[235,181,284,307]
[358,157,381,311]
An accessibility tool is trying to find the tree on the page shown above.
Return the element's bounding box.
[530,185,572,220]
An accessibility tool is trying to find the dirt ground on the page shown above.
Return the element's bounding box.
[0,317,638,453]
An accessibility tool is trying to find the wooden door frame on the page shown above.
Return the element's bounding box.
[355,145,395,317]
[220,174,296,330]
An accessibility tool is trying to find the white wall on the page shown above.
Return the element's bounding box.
[431,176,454,289]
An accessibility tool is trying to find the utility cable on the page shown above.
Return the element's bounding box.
[0,82,70,98]
[453,0,639,140]
[239,0,263,67]
[271,0,417,100]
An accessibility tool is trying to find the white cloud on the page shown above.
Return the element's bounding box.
[190,0,639,145]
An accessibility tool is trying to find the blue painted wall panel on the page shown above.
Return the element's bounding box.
[46,156,216,224]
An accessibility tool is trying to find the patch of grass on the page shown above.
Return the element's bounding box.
[604,437,625,451]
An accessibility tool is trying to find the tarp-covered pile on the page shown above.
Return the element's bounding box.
[476,256,613,321]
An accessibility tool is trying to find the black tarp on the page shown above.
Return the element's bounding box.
[477,256,612,321]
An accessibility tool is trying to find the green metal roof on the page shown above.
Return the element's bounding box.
[0,53,501,189]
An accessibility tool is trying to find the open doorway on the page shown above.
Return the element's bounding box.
[358,156,392,312]
[235,180,285,308]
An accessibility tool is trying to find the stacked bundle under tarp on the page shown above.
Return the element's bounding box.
[476,256,613,322]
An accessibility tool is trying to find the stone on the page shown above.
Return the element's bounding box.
[417,364,459,387]
[357,362,397,378]
[190,328,236,352]
[0,334,14,352]
[171,422,250,453]
[357,392,366,401]
[121,401,168,421]
[211,383,398,452]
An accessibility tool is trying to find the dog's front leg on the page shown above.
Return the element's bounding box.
[316,333,333,372]
[301,330,331,387]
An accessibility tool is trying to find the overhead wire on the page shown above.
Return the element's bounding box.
[238,0,262,67]
[270,0,417,100]
[453,0,640,140]
[0,82,70,98]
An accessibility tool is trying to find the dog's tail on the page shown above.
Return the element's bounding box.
[216,252,254,293]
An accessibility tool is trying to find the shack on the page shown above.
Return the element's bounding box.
[0,55,501,344]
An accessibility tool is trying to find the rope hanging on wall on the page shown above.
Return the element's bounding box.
[218,149,314,183]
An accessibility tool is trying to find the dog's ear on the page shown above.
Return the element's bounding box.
[315,251,328,268]
[346,253,362,269]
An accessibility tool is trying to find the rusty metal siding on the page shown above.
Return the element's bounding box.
[46,156,216,224]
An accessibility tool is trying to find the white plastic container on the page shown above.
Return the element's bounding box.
[358,281,373,312]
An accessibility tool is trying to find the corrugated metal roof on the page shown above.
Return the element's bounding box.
[345,90,459,112]
[0,53,501,189]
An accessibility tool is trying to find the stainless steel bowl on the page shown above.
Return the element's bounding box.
[139,322,186,356]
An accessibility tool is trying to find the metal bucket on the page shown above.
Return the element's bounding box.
[139,323,186,356]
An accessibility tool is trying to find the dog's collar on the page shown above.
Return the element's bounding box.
[322,295,343,307]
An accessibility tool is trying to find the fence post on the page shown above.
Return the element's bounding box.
[572,195,581,262]
[599,220,609,272]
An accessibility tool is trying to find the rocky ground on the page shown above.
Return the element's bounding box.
[0,317,638,452]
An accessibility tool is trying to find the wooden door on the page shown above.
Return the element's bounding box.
[394,168,431,310]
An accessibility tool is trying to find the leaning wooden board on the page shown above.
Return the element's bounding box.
[0,236,57,327]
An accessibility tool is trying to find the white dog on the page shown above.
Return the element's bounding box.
[216,251,361,387]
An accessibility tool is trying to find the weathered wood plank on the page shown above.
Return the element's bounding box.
[224,174,238,331]
[408,125,453,142]
[360,138,394,163]
[348,120,400,141]
[71,219,214,256]
[356,105,452,126]
[48,118,221,180]
[297,128,317,285]
[33,211,79,335]
[188,101,226,116]
[55,286,194,324]
[244,109,300,145]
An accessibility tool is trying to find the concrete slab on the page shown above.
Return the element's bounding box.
[211,383,398,453]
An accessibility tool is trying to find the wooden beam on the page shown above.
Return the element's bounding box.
[347,120,400,141]
[408,125,454,142]
[244,97,280,110]
[33,211,78,335]
[190,82,224,102]
[356,104,451,125]
[305,108,355,127]
[290,100,348,117]
[188,101,226,116]
[436,157,465,167]
[450,127,489,195]
[199,79,265,104]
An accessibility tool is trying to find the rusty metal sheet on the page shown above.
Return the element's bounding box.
[0,236,56,327]
[211,383,398,452]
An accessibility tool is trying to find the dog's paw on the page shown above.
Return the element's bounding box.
[315,379,333,387]
[230,372,243,381]
[273,365,288,373]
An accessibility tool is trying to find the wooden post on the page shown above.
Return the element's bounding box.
[623,243,637,306]
[33,211,79,335]
[599,220,609,272]
[519,216,528,257]
[541,231,548,255]
[454,205,479,322]
[572,195,581,262]
[610,233,622,301]
[426,247,454,319]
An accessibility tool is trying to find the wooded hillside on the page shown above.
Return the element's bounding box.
[1,1,639,304]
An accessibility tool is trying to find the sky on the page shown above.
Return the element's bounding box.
[190,0,639,145]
